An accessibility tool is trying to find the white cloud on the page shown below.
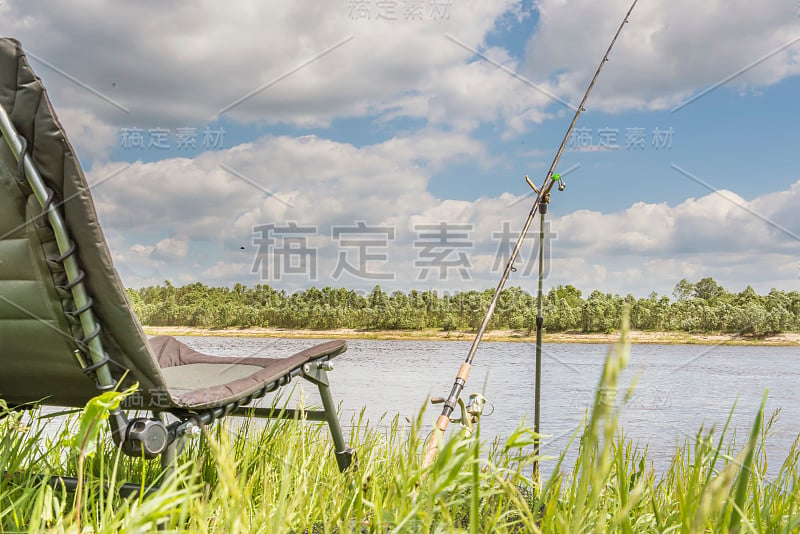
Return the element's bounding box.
[152,236,190,261]
[7,1,798,295]
[202,261,253,281]
[56,107,118,163]
[104,237,166,287]
[7,0,796,151]
[524,0,800,112]
[85,131,800,296]
[3,1,519,131]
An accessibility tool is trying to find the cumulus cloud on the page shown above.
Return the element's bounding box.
[2,1,519,131]
[5,0,797,152]
[523,0,800,112]
[6,1,798,295]
[56,107,119,163]
[84,131,800,296]
[152,236,190,261]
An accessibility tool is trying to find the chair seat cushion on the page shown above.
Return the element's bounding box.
[147,336,347,409]
[160,363,266,392]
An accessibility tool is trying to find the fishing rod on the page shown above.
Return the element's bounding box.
[423,0,639,468]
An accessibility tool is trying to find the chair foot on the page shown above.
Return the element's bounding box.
[336,447,357,472]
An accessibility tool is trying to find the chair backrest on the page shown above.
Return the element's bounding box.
[0,37,166,406]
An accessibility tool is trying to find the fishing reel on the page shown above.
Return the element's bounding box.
[431,393,490,437]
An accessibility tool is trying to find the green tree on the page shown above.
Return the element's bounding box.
[672,279,694,301]
[693,277,725,302]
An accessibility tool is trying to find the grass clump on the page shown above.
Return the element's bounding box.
[1,324,799,532]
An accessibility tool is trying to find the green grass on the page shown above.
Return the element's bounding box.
[1,326,799,532]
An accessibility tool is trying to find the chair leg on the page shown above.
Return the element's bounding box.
[160,434,187,481]
[301,362,356,472]
[317,381,356,472]
[159,411,190,481]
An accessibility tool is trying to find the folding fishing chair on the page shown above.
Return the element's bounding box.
[0,38,354,490]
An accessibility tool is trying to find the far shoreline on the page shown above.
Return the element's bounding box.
[142,326,800,346]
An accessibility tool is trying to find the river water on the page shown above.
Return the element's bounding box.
[179,336,800,476]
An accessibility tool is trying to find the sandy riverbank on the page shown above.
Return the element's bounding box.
[142,326,800,346]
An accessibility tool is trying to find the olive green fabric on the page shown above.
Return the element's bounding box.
[0,150,91,406]
[0,37,165,406]
[0,37,347,411]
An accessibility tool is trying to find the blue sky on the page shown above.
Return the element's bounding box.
[3,0,799,297]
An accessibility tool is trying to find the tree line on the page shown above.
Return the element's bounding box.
[126,277,800,336]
